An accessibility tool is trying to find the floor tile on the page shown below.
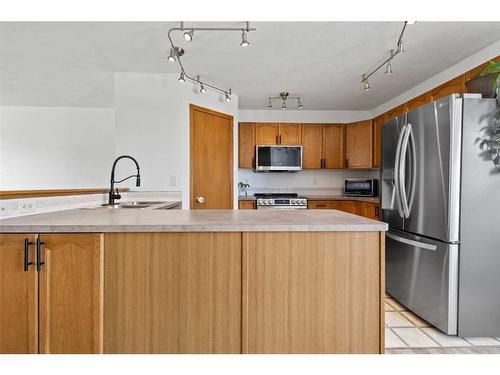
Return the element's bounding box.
[386,311,414,328]
[385,329,407,348]
[393,328,439,348]
[401,311,430,327]
[464,337,500,346]
[385,302,395,311]
[386,298,407,311]
[422,328,471,347]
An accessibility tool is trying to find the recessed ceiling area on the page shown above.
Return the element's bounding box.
[1,21,500,110]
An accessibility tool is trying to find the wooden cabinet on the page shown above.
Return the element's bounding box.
[431,76,466,100]
[372,114,386,168]
[323,124,344,168]
[386,103,408,121]
[239,200,256,209]
[301,124,323,169]
[406,92,432,111]
[308,200,335,209]
[334,200,362,215]
[255,123,279,145]
[242,232,382,353]
[279,123,301,145]
[0,233,103,354]
[238,122,255,169]
[0,234,37,354]
[104,232,242,353]
[255,123,301,145]
[345,120,373,168]
[361,202,380,220]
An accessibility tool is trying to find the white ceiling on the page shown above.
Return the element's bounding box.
[1,22,500,110]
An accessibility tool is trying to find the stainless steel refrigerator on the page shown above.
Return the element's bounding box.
[381,93,500,336]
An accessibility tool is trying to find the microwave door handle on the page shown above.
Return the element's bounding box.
[407,125,417,215]
[394,124,406,218]
[399,123,411,218]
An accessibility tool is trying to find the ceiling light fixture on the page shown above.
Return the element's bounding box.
[361,21,411,91]
[266,91,303,110]
[167,21,255,100]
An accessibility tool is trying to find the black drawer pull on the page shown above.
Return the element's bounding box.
[36,237,45,271]
[23,238,33,272]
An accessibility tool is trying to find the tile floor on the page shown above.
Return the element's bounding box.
[385,294,500,352]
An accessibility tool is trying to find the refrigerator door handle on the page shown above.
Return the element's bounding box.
[407,124,417,215]
[386,232,438,251]
[399,123,412,218]
[394,124,407,218]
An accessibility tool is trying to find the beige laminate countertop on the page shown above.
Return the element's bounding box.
[0,208,387,233]
[239,195,380,204]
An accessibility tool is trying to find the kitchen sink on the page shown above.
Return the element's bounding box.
[80,201,175,210]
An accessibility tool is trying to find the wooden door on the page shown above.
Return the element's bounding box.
[362,202,380,220]
[345,120,373,168]
[279,123,301,145]
[38,234,103,354]
[0,234,37,353]
[323,124,344,168]
[190,105,234,209]
[372,114,386,168]
[238,122,255,169]
[104,232,242,353]
[255,123,279,145]
[242,232,381,353]
[301,124,323,169]
[431,76,466,100]
[334,200,362,215]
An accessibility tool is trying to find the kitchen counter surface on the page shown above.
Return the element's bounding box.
[239,194,380,204]
[0,208,387,233]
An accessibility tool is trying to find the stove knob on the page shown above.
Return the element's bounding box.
[266,199,272,205]
[301,199,307,205]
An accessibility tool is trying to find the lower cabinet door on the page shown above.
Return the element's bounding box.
[242,232,381,353]
[38,234,104,354]
[334,200,362,215]
[0,234,37,354]
[104,233,242,353]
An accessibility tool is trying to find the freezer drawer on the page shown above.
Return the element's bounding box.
[386,229,458,334]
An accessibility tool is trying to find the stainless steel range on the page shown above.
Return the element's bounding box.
[255,193,307,209]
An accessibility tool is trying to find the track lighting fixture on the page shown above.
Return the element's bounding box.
[240,30,249,47]
[266,92,303,110]
[183,29,194,42]
[361,21,411,91]
[167,21,255,101]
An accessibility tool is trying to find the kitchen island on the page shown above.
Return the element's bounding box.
[0,209,387,354]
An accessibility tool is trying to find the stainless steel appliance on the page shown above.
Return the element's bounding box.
[382,93,500,336]
[255,193,307,209]
[344,179,378,197]
[255,145,302,171]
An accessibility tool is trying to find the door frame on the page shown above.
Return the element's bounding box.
[189,104,234,209]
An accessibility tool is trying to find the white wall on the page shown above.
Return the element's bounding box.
[372,39,500,118]
[114,72,239,209]
[0,106,115,190]
[238,109,371,123]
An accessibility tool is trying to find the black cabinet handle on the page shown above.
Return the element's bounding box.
[36,237,45,271]
[23,238,33,272]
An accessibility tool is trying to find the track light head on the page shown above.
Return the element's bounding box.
[267,100,272,110]
[225,92,232,102]
[240,30,249,47]
[298,100,303,109]
[178,72,185,83]
[281,101,286,110]
[364,80,371,92]
[397,40,405,54]
[385,61,393,75]
[407,21,417,25]
[183,29,194,42]
[168,48,177,63]
[200,84,206,94]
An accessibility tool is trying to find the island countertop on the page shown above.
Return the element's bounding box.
[0,208,388,233]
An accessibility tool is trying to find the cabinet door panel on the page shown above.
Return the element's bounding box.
[255,123,279,145]
[372,115,386,168]
[301,125,323,169]
[39,234,103,354]
[242,232,381,353]
[406,92,432,111]
[386,104,407,121]
[323,124,344,169]
[239,200,256,209]
[362,202,380,220]
[104,232,241,353]
[431,76,465,100]
[334,200,362,215]
[239,122,255,169]
[308,200,335,209]
[0,234,37,354]
[345,120,373,168]
[279,123,301,145]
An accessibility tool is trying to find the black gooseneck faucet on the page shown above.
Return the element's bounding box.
[108,155,141,206]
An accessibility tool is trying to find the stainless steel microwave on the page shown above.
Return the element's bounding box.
[255,145,302,172]
[344,179,378,197]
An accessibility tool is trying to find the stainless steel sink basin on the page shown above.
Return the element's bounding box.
[80,201,170,210]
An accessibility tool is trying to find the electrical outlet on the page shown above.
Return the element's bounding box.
[20,201,35,211]
[169,175,177,187]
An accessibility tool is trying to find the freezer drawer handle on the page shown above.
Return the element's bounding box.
[386,232,437,251]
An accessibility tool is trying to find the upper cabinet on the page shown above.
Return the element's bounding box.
[345,120,373,169]
[386,103,408,122]
[322,124,344,169]
[301,124,323,169]
[406,92,432,111]
[255,123,301,145]
[431,76,466,100]
[238,122,255,169]
[372,114,386,168]
[255,123,279,145]
[301,124,344,169]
